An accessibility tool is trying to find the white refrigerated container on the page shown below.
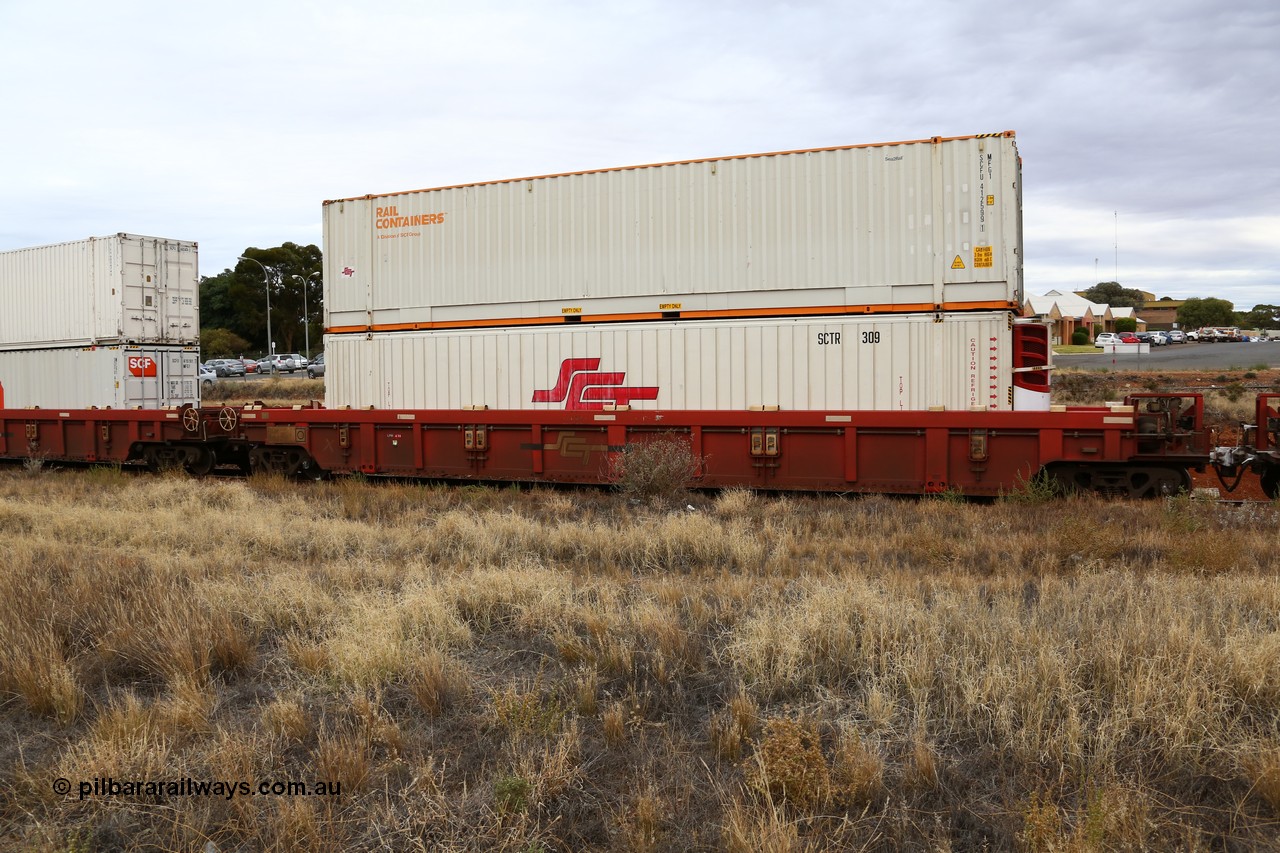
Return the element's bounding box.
[0,234,199,350]
[324,311,1019,413]
[0,345,201,409]
[323,133,1023,333]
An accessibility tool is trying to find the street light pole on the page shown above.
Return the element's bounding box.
[238,252,272,366]
[292,271,320,361]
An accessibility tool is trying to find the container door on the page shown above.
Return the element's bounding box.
[164,348,201,406]
[121,347,162,407]
[156,240,199,344]
[118,237,162,342]
[1011,321,1051,411]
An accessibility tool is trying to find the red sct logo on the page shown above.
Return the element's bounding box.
[533,358,658,410]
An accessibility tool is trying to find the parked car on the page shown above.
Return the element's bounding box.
[198,363,216,391]
[257,354,297,374]
[1118,333,1141,344]
[1141,331,1169,346]
[1094,332,1121,346]
[1196,327,1242,342]
[280,353,308,370]
[240,358,258,374]
[307,352,325,378]
[1166,330,1186,344]
[207,358,245,377]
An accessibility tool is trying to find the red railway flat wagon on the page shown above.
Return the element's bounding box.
[0,407,243,474]
[0,394,1209,498]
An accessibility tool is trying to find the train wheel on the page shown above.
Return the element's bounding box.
[1043,463,1191,498]
[1123,466,1192,498]
[142,445,186,473]
[249,446,318,478]
[1262,466,1280,501]
[248,447,270,475]
[183,446,216,477]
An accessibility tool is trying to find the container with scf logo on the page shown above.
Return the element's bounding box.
[0,345,201,409]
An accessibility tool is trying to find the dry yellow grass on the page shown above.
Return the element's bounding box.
[0,466,1278,850]
[202,376,325,407]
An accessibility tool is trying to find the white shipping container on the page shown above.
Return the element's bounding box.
[0,234,199,350]
[324,312,1018,413]
[323,133,1023,332]
[0,345,201,409]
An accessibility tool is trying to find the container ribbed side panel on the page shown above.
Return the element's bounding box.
[323,134,1022,330]
[323,312,1015,412]
[0,345,201,408]
[0,234,199,349]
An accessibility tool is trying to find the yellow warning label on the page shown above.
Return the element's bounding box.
[987,195,995,206]
[974,246,993,268]
[951,255,966,270]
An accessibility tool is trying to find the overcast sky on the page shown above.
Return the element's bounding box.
[1,0,1275,309]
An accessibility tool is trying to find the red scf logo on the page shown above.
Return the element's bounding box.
[532,358,658,410]
[127,356,157,377]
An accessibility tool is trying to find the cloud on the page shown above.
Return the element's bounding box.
[0,0,1275,307]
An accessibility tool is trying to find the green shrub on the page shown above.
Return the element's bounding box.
[606,434,702,505]
[494,775,531,814]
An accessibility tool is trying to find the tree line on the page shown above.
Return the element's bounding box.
[198,242,322,358]
[196,253,1276,358]
[1080,282,1278,331]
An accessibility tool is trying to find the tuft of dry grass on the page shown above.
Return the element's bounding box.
[261,693,313,744]
[312,724,372,793]
[710,691,759,762]
[2,466,1280,849]
[407,647,470,717]
[1243,745,1280,815]
[202,376,324,407]
[0,623,83,724]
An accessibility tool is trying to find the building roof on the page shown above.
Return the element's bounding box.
[1028,289,1190,330]
[1025,292,1109,320]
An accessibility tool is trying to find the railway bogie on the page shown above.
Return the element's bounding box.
[1210,393,1280,499]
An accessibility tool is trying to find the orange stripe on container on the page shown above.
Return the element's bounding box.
[325,301,1018,335]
